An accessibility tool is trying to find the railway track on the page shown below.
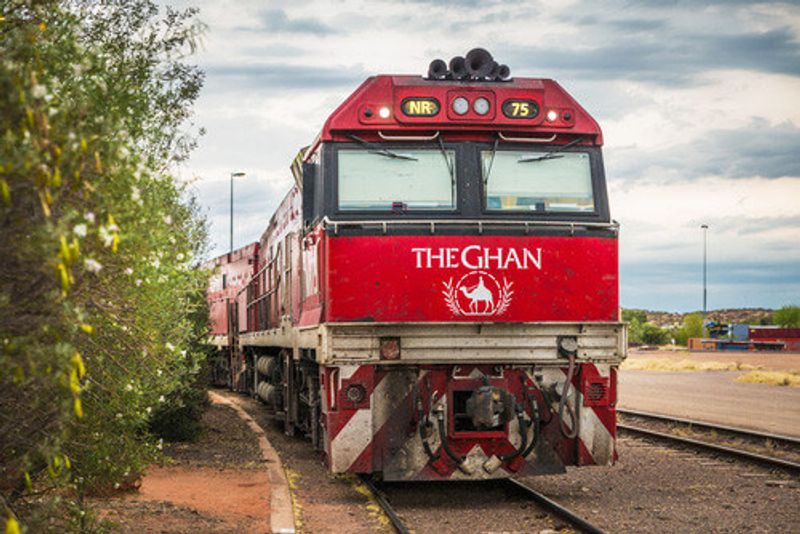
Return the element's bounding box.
[618,408,800,473]
[506,478,609,534]
[359,475,410,534]
[361,475,608,534]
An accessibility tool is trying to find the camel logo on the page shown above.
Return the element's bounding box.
[442,271,514,317]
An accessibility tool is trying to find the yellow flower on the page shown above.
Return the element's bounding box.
[5,516,21,534]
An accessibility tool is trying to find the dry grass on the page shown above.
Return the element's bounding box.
[735,370,800,387]
[621,358,762,372]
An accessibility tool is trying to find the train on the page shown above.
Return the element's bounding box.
[204,49,626,481]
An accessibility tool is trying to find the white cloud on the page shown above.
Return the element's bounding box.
[179,0,800,310]
[612,177,800,264]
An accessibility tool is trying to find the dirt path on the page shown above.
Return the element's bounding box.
[96,394,273,533]
[619,370,800,436]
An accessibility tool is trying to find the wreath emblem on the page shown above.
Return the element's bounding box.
[442,271,514,317]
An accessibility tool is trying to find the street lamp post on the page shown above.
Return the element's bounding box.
[230,171,246,257]
[701,224,709,338]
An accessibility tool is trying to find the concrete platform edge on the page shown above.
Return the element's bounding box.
[208,391,296,534]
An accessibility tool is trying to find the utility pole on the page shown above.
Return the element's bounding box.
[701,224,708,338]
[229,171,245,259]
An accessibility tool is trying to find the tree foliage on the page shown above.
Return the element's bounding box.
[0,0,207,529]
[622,309,670,346]
[772,306,800,328]
[672,312,704,345]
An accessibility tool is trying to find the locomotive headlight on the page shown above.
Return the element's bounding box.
[452,96,469,115]
[378,106,391,119]
[558,336,579,356]
[473,97,490,115]
[546,109,558,122]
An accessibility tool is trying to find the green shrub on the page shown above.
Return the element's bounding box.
[773,305,800,328]
[149,383,209,442]
[0,0,207,529]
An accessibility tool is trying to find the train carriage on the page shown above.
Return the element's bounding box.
[208,49,626,481]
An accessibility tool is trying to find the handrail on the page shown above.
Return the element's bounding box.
[320,216,618,235]
[378,131,440,141]
[498,132,557,143]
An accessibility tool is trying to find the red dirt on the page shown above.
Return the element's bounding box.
[95,402,273,533]
[129,466,270,531]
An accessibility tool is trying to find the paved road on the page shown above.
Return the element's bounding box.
[619,370,800,437]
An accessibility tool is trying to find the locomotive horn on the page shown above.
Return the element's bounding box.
[449,55,468,79]
[465,48,495,78]
[496,64,511,80]
[428,58,448,80]
[488,61,500,80]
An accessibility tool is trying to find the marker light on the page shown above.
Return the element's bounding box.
[379,337,401,360]
[452,97,469,115]
[473,97,490,115]
[546,109,558,122]
[345,383,367,404]
[379,106,391,119]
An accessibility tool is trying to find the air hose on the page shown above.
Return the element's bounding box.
[436,408,465,465]
[415,383,440,462]
[520,396,541,458]
[558,354,578,439]
[501,390,542,461]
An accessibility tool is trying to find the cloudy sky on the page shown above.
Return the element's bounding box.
[174,0,800,312]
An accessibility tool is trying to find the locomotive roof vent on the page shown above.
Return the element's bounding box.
[427,48,511,82]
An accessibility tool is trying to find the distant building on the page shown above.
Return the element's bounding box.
[688,326,799,352]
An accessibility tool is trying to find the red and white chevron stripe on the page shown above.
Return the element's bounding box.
[321,362,618,480]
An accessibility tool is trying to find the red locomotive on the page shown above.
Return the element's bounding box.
[206,49,626,480]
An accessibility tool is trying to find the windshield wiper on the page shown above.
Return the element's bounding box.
[518,135,587,163]
[436,136,455,184]
[347,134,418,161]
[483,136,500,184]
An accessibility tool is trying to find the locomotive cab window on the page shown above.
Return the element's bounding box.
[337,149,455,211]
[482,150,595,212]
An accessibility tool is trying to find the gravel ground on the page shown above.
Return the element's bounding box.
[227,391,388,534]
[98,500,226,533]
[228,391,573,534]
[618,412,800,465]
[380,480,567,534]
[163,401,265,468]
[519,436,800,533]
[210,390,800,534]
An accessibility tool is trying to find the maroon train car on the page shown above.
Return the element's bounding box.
[207,49,626,480]
[203,242,259,388]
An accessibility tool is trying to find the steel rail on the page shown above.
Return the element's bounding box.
[507,478,609,534]
[617,424,800,473]
[617,408,800,448]
[359,476,410,534]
